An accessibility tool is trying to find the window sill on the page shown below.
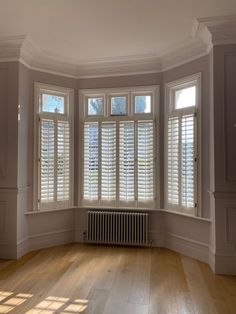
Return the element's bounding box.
[25,207,75,215]
[77,205,160,212]
[159,208,211,222]
[25,206,211,222]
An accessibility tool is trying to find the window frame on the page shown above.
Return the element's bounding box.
[79,86,160,210]
[165,73,201,216]
[33,83,74,211]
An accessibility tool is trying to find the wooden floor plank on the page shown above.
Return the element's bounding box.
[0,244,235,314]
[181,255,218,314]
[149,248,194,314]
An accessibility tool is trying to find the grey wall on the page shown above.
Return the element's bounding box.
[0,62,19,258]
[210,44,236,274]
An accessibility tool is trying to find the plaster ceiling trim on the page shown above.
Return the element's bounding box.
[0,15,235,78]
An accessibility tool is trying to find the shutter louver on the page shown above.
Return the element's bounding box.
[119,122,135,201]
[101,122,116,200]
[57,120,70,201]
[181,114,195,208]
[168,117,179,205]
[84,123,99,200]
[40,119,55,203]
[138,121,154,201]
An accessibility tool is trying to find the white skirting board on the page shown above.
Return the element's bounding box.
[17,229,74,259]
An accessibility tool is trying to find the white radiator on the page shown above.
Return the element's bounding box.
[87,210,148,246]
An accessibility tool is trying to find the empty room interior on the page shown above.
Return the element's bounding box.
[0,0,236,313]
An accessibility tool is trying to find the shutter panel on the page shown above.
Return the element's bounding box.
[40,119,55,203]
[137,121,154,201]
[181,114,195,208]
[57,120,70,201]
[167,117,179,205]
[84,123,99,200]
[101,122,116,200]
[119,122,135,201]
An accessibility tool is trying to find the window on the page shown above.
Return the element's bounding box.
[80,86,158,208]
[165,73,201,215]
[34,83,74,210]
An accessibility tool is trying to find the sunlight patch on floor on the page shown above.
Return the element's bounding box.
[0,292,33,313]
[0,290,88,314]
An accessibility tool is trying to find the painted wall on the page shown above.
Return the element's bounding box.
[0,62,19,258]
[210,44,236,274]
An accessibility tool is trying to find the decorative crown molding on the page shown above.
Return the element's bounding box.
[0,15,235,78]
[193,15,236,50]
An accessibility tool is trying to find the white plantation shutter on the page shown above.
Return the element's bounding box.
[181,114,195,208]
[40,119,55,203]
[119,122,135,201]
[167,113,196,210]
[84,123,99,200]
[57,120,70,201]
[168,117,179,205]
[101,122,116,200]
[137,121,154,201]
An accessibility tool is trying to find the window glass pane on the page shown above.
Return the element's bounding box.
[88,98,103,115]
[135,95,151,114]
[111,96,127,115]
[175,86,196,109]
[42,94,65,114]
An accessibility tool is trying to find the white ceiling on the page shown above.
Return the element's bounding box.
[0,0,236,64]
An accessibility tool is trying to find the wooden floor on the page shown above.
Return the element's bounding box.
[0,245,236,314]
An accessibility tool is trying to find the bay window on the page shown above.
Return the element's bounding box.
[80,87,158,208]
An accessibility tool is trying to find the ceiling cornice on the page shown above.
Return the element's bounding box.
[193,14,236,49]
[0,15,236,78]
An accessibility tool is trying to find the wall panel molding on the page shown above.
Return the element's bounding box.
[224,52,236,183]
[226,207,236,243]
[0,68,8,180]
[0,201,6,234]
